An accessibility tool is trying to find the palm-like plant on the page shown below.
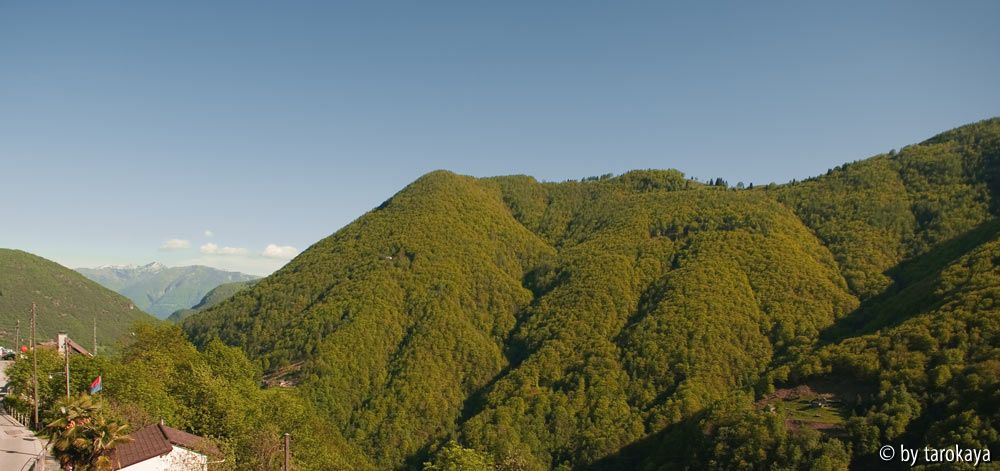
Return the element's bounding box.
[87,415,131,471]
[44,394,132,470]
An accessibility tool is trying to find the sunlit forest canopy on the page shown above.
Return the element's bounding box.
[177,118,1000,469]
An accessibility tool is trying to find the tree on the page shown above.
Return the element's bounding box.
[424,442,494,471]
[4,348,64,421]
[44,394,131,471]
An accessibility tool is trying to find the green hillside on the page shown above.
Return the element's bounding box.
[77,263,258,319]
[182,118,1000,469]
[166,280,258,323]
[0,249,155,350]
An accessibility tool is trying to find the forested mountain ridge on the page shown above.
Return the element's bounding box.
[0,249,155,348]
[166,280,259,323]
[184,117,1000,469]
[775,119,998,299]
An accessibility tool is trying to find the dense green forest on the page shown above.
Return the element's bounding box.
[167,280,259,323]
[163,118,1000,469]
[0,249,154,347]
[4,323,370,470]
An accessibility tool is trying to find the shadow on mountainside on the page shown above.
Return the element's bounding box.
[820,218,1000,343]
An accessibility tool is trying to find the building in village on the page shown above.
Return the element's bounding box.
[37,332,93,357]
[109,421,222,471]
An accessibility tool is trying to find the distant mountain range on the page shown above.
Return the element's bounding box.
[0,249,154,349]
[76,263,258,319]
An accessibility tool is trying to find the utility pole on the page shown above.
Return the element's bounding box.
[93,317,97,356]
[64,341,70,399]
[31,303,38,429]
[283,433,291,471]
[14,319,19,351]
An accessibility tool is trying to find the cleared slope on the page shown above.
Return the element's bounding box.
[0,249,155,348]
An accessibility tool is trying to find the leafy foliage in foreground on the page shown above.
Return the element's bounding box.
[45,394,131,471]
[6,324,373,470]
[182,118,1000,469]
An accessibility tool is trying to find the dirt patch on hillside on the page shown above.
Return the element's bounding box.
[756,377,873,434]
[262,361,304,388]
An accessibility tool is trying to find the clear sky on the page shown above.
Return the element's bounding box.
[2,1,999,275]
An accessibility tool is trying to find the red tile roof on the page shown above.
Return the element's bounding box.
[160,425,221,456]
[109,424,172,469]
[110,423,221,470]
[65,337,93,357]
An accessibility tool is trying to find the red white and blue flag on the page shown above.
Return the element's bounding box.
[89,375,102,394]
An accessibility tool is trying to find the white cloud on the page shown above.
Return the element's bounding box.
[204,229,214,237]
[262,244,298,259]
[159,239,191,251]
[200,243,248,256]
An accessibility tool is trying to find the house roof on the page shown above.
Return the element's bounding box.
[110,423,221,470]
[36,336,93,357]
[64,337,93,357]
[160,425,222,456]
[109,424,172,469]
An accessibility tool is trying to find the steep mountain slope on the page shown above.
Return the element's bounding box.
[166,280,258,323]
[185,118,1000,469]
[602,119,1000,470]
[77,263,258,318]
[0,249,155,349]
[455,181,857,468]
[186,172,855,468]
[792,224,1000,465]
[186,171,555,467]
[775,120,998,299]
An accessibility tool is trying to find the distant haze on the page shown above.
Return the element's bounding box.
[76,263,259,319]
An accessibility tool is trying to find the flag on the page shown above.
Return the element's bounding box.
[89,375,102,394]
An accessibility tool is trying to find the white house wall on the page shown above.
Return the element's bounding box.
[119,445,208,471]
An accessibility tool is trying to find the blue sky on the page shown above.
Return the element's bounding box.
[2,1,999,275]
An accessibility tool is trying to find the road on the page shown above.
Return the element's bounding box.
[0,413,46,470]
[0,359,56,470]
